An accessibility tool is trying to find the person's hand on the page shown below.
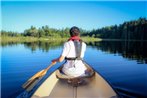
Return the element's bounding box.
[52,59,58,65]
[85,69,92,75]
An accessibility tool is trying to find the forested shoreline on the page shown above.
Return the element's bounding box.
[84,18,147,40]
[1,27,88,38]
[1,18,147,41]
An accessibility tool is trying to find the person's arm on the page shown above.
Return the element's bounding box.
[52,42,68,64]
[52,55,65,64]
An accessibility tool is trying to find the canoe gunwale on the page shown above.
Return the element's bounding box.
[83,61,120,97]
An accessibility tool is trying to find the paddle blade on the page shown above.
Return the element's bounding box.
[22,69,47,90]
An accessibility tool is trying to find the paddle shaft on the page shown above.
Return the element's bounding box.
[22,62,56,91]
[40,62,55,76]
[45,62,55,71]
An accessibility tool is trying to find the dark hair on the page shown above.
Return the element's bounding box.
[69,26,80,37]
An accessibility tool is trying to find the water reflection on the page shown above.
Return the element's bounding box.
[1,40,147,64]
[1,41,63,52]
[87,41,147,64]
[1,40,147,98]
[23,41,63,52]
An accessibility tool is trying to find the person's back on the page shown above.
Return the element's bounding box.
[62,40,87,77]
[62,40,86,59]
[52,26,87,77]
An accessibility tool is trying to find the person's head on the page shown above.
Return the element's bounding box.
[69,26,80,37]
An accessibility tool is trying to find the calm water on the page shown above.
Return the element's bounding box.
[1,41,147,98]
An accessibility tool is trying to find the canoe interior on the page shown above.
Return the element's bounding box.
[31,71,117,98]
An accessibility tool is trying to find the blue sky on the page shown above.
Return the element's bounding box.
[1,1,147,32]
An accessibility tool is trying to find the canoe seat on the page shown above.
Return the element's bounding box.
[56,61,95,80]
[56,68,95,87]
[56,69,94,80]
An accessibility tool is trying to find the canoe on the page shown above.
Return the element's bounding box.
[31,61,118,98]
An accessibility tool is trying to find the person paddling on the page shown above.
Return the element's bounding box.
[52,26,87,78]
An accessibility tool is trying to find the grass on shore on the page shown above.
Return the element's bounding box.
[1,36,101,43]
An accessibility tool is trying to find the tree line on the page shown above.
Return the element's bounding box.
[83,17,147,40]
[1,26,87,38]
[1,18,147,40]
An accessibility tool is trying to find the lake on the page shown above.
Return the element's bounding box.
[1,41,147,98]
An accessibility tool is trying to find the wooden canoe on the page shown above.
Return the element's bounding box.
[31,61,118,98]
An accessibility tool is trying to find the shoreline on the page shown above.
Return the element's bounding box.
[1,36,147,43]
[0,36,101,43]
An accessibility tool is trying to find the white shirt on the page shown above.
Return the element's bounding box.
[61,40,87,77]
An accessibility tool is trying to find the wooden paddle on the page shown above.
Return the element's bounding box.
[22,62,56,92]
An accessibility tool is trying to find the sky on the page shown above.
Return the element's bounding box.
[1,1,147,32]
